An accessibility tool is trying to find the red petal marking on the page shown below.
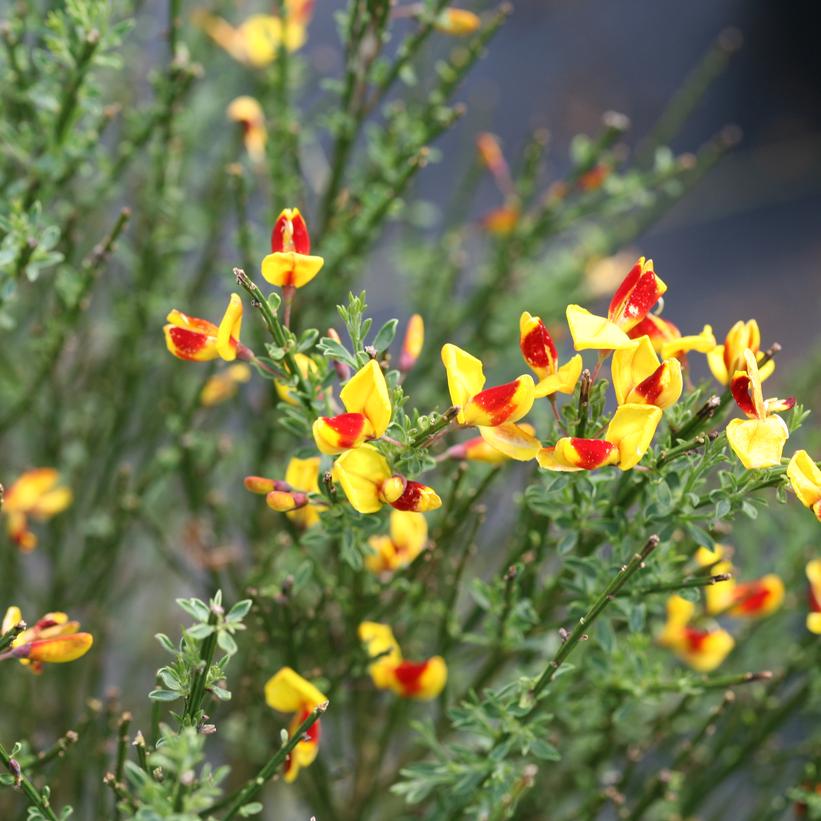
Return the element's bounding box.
[168,326,210,359]
[683,627,710,652]
[390,481,425,511]
[470,380,521,426]
[569,439,616,470]
[34,618,61,631]
[271,212,311,254]
[633,363,667,405]
[809,584,821,614]
[290,213,311,254]
[296,709,321,744]
[323,413,367,448]
[628,315,678,344]
[520,321,557,373]
[392,659,429,695]
[171,313,217,334]
[730,373,758,418]
[731,581,771,614]
[610,268,663,327]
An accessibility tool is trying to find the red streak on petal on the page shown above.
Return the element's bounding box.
[34,618,60,631]
[296,710,321,743]
[520,322,557,372]
[809,585,821,614]
[628,315,679,344]
[634,364,666,405]
[609,262,642,319]
[324,413,367,448]
[730,374,758,417]
[271,213,311,254]
[390,481,425,511]
[291,214,311,254]
[471,380,521,425]
[683,627,710,652]
[392,660,429,695]
[569,439,616,470]
[732,582,771,614]
[169,326,209,359]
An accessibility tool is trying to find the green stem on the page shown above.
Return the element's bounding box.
[622,572,732,597]
[0,742,60,821]
[183,613,219,726]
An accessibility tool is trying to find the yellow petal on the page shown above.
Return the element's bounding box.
[216,293,243,361]
[477,422,541,461]
[264,666,327,713]
[658,595,696,647]
[611,336,660,405]
[2,606,22,635]
[787,450,821,510]
[807,612,821,634]
[534,354,583,397]
[389,510,428,558]
[29,487,73,519]
[566,305,632,351]
[726,417,788,470]
[441,343,486,419]
[261,251,324,288]
[239,14,283,67]
[3,468,60,513]
[706,345,729,385]
[660,324,716,359]
[340,360,392,437]
[680,630,735,672]
[285,456,321,494]
[332,445,391,514]
[605,404,662,470]
[461,375,535,427]
[26,632,93,664]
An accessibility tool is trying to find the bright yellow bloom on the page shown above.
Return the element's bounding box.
[806,560,821,634]
[519,311,583,397]
[366,511,428,574]
[2,608,93,671]
[313,360,391,454]
[275,353,318,406]
[399,314,424,372]
[451,422,540,462]
[358,622,447,700]
[264,666,327,783]
[481,203,520,236]
[261,208,324,289]
[434,8,481,36]
[726,349,794,469]
[566,257,667,351]
[2,468,72,552]
[200,364,252,407]
[707,319,774,385]
[441,343,538,460]
[658,595,734,672]
[332,445,441,515]
[627,315,716,360]
[164,294,244,362]
[227,96,266,163]
[787,450,821,522]
[694,545,736,614]
[611,336,682,410]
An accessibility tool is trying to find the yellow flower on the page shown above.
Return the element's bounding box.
[164,294,244,362]
[358,622,447,700]
[275,353,318,406]
[806,560,821,634]
[200,364,252,407]
[227,96,266,163]
[2,468,72,552]
[445,424,538,463]
[366,510,428,574]
[519,311,583,397]
[433,8,481,36]
[707,319,774,385]
[244,457,324,528]
[726,349,794,469]
[657,595,734,672]
[2,608,93,671]
[261,207,324,290]
[611,336,682,410]
[264,667,327,782]
[787,450,821,522]
[399,314,424,372]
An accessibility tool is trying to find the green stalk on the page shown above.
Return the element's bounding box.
[0,742,60,821]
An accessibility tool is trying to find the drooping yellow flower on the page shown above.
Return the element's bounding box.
[657,595,734,672]
[227,96,267,163]
[611,335,682,410]
[261,207,324,290]
[441,343,539,461]
[726,349,794,469]
[164,294,244,362]
[264,666,327,783]
[358,622,447,700]
[787,450,821,522]
[313,360,392,454]
[366,510,428,574]
[707,319,774,385]
[566,257,667,351]
[2,469,72,552]
[332,445,441,515]
[806,560,821,634]
[519,311,583,397]
[1,608,93,672]
[200,364,252,407]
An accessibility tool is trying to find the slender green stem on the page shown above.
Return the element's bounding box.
[622,572,732,597]
[0,742,60,821]
[183,614,219,726]
[410,406,459,449]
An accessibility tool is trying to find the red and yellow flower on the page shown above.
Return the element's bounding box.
[519,312,583,397]
[264,666,327,783]
[726,349,794,469]
[566,257,667,351]
[261,207,324,290]
[611,335,682,410]
[313,360,391,454]
[444,423,537,464]
[358,622,447,699]
[2,468,72,552]
[433,8,481,36]
[694,546,784,618]
[366,511,428,574]
[1,607,93,671]
[707,319,774,385]
[227,96,266,163]
[244,456,324,528]
[399,314,424,373]
[628,314,716,360]
[787,450,821,522]
[441,343,539,461]
[200,363,252,407]
[196,1,314,67]
[805,560,821,634]
[164,293,244,362]
[332,445,441,515]
[657,595,734,672]
[537,404,662,472]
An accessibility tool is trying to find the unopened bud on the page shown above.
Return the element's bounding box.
[399,314,424,373]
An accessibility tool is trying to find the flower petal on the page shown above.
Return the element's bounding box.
[340,360,392,437]
[605,404,662,470]
[726,416,788,469]
[566,305,632,351]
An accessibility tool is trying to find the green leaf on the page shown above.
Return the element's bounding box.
[239,803,263,817]
[176,598,210,622]
[186,623,215,640]
[148,689,181,702]
[530,738,561,761]
[217,630,238,656]
[267,291,282,312]
[226,600,252,623]
[372,318,398,352]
